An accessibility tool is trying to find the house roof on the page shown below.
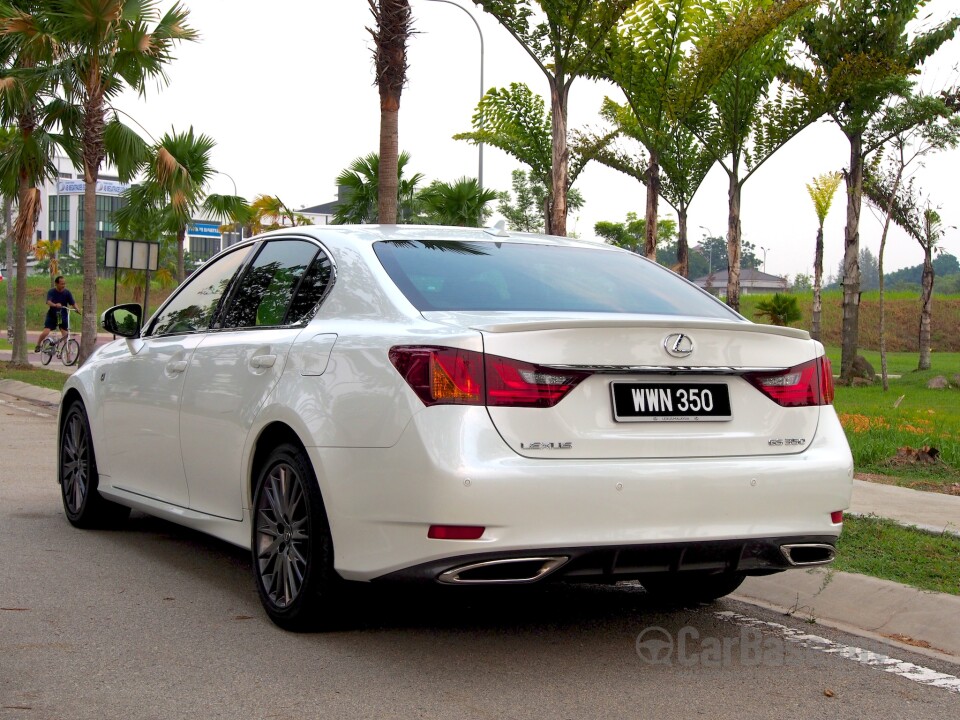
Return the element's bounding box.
[692,268,788,287]
[300,200,339,215]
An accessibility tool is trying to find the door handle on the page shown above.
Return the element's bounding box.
[251,354,277,369]
[166,360,188,374]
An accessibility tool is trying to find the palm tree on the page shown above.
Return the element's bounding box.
[417,177,497,227]
[473,1,633,236]
[36,0,197,362]
[789,0,960,382]
[805,172,842,343]
[146,126,216,282]
[369,0,412,224]
[248,195,311,234]
[333,151,423,224]
[0,1,61,365]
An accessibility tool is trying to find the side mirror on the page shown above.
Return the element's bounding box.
[101,304,142,338]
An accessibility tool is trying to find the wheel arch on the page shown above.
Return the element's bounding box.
[249,422,311,506]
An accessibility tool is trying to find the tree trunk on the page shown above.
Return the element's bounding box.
[644,150,660,261]
[379,103,399,224]
[918,248,934,371]
[676,207,689,278]
[11,179,37,367]
[4,198,12,340]
[177,224,186,282]
[726,177,743,312]
[876,164,903,392]
[812,225,824,342]
[839,133,864,384]
[80,167,99,364]
[548,79,570,237]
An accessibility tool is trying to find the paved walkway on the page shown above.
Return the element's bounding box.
[2,374,958,660]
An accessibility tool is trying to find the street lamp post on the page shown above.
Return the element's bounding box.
[760,246,769,274]
[698,225,715,275]
[216,170,240,252]
[424,0,485,188]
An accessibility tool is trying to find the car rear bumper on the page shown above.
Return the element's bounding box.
[307,406,853,582]
[372,534,839,584]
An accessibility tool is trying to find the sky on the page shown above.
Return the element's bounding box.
[114,0,960,280]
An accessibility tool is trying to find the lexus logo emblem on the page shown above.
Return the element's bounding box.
[663,333,694,357]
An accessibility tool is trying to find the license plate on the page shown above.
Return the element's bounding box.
[610,382,732,422]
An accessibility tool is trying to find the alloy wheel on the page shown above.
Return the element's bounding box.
[255,462,310,609]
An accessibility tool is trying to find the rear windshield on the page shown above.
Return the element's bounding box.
[374,240,739,319]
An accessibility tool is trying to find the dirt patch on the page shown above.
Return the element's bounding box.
[855,472,960,496]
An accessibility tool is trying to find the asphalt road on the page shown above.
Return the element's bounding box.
[2,391,959,719]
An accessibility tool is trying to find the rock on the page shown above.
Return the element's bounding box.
[927,375,950,389]
[852,354,875,380]
[952,374,960,386]
[851,377,873,387]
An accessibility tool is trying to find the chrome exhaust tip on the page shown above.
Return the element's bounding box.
[780,543,836,567]
[437,556,569,585]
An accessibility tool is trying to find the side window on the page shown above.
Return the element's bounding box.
[149,247,251,336]
[220,239,320,329]
[286,250,333,324]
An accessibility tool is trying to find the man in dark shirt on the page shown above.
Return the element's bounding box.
[35,275,80,352]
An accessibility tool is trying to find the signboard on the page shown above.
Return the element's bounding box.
[104,238,159,271]
[57,179,130,196]
[188,221,222,238]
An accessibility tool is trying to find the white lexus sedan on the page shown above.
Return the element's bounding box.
[58,225,853,630]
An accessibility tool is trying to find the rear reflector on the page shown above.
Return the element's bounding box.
[831,511,843,524]
[428,525,485,540]
[743,357,834,407]
[389,345,589,408]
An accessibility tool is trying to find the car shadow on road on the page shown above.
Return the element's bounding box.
[105,511,713,636]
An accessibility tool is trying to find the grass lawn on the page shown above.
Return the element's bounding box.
[0,363,68,392]
[827,349,960,491]
[834,516,960,596]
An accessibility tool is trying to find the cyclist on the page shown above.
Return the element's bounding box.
[35,275,80,353]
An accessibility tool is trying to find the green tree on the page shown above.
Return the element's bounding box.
[417,177,498,227]
[585,98,715,277]
[862,97,960,387]
[690,0,822,312]
[368,0,412,224]
[594,0,817,279]
[145,126,217,282]
[21,0,198,363]
[0,0,62,365]
[805,171,842,342]
[594,212,677,256]
[754,292,802,326]
[471,1,633,236]
[455,83,609,227]
[332,151,423,225]
[248,195,312,234]
[788,0,960,383]
[496,168,583,234]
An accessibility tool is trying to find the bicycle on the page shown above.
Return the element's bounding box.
[40,308,80,367]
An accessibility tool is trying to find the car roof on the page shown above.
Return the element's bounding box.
[250,224,622,254]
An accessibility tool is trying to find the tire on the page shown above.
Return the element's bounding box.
[252,443,342,631]
[59,401,131,528]
[40,340,54,366]
[63,338,80,366]
[641,571,746,605]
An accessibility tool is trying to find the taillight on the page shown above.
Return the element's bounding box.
[389,346,589,408]
[743,357,834,407]
[486,355,589,408]
[388,346,483,406]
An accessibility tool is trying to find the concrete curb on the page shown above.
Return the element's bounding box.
[0,379,61,406]
[734,568,960,659]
